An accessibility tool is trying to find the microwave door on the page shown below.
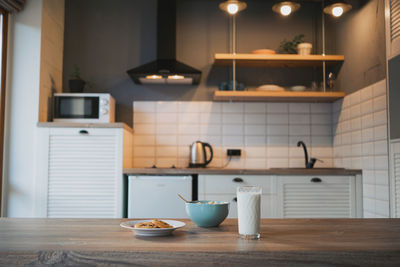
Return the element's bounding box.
[54,96,99,119]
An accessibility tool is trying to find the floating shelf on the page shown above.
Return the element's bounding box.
[213,90,346,103]
[214,53,345,68]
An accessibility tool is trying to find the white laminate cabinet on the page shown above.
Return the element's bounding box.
[35,127,133,218]
[277,176,362,218]
[198,174,362,219]
[198,175,276,218]
[391,140,400,217]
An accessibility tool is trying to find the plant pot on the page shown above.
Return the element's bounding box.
[297,43,312,55]
[69,79,85,93]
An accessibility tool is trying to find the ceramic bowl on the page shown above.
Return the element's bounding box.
[185,201,229,227]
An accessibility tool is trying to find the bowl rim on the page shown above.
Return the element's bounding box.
[186,200,229,205]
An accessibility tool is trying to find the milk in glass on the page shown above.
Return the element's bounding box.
[237,186,261,239]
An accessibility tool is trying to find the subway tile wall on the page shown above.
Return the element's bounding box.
[133,102,334,169]
[333,79,390,218]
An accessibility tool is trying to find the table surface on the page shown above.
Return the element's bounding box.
[1,218,400,266]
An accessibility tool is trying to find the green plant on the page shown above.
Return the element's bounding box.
[70,64,82,80]
[278,34,305,54]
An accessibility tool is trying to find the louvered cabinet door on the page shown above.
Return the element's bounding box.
[46,128,122,218]
[391,141,400,217]
[277,176,357,218]
[388,0,400,56]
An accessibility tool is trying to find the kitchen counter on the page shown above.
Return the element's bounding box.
[123,167,362,176]
[0,218,399,266]
[37,122,133,133]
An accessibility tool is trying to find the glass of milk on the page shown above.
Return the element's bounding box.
[237,186,262,239]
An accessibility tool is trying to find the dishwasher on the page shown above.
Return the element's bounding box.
[128,175,192,219]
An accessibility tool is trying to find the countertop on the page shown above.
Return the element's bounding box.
[0,218,399,265]
[37,122,133,133]
[123,167,362,176]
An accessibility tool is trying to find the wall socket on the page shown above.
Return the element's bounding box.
[227,149,241,157]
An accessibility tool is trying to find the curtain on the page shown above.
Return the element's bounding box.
[0,0,25,13]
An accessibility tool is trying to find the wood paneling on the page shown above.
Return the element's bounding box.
[123,128,133,169]
[38,0,65,122]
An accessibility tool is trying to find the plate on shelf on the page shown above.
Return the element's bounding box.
[290,85,306,92]
[120,220,186,237]
[256,84,285,91]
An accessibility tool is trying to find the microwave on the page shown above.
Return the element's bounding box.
[53,93,115,123]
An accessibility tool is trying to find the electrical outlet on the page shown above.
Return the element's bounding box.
[227,149,241,156]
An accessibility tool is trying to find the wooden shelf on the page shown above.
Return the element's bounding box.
[213,90,346,103]
[214,53,344,67]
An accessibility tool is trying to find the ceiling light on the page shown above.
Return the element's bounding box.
[145,75,163,80]
[272,1,300,16]
[323,1,352,17]
[167,75,185,80]
[219,0,247,15]
[280,5,292,16]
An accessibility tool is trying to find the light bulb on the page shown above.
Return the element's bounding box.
[332,6,344,17]
[146,75,162,79]
[168,75,184,80]
[227,3,239,14]
[280,5,292,16]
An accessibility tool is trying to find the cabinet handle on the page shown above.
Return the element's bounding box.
[79,130,89,135]
[232,177,243,183]
[311,177,322,183]
[233,197,237,202]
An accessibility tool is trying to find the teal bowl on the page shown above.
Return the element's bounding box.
[185,201,229,227]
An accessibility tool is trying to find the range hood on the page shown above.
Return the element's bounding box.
[127,0,201,85]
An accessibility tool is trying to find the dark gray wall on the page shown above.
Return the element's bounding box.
[389,55,400,140]
[63,0,322,125]
[63,0,157,125]
[332,0,386,94]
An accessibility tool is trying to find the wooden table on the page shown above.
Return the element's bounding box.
[1,218,400,266]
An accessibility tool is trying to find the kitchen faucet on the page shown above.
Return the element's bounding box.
[297,141,319,169]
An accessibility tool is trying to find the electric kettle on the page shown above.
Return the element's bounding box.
[189,141,213,168]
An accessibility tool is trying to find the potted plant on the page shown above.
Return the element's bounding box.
[69,64,86,93]
[278,34,305,54]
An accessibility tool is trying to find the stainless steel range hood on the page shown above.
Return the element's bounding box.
[127,0,201,85]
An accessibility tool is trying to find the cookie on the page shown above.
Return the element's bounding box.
[134,222,158,228]
[152,219,172,228]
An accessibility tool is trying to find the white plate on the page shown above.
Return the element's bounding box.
[120,220,186,237]
[290,85,306,92]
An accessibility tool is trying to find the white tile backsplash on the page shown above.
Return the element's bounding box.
[156,101,178,113]
[133,101,333,171]
[132,80,389,218]
[333,79,389,218]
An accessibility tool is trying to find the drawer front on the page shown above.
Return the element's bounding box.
[203,194,275,218]
[199,175,275,195]
[278,176,355,218]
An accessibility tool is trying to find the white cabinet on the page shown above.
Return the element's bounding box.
[35,127,133,218]
[198,175,276,218]
[198,174,362,219]
[391,140,400,217]
[277,176,362,218]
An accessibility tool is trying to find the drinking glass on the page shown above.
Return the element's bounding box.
[237,186,262,239]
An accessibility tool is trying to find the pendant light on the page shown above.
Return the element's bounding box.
[323,1,352,17]
[272,1,300,16]
[219,0,247,15]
